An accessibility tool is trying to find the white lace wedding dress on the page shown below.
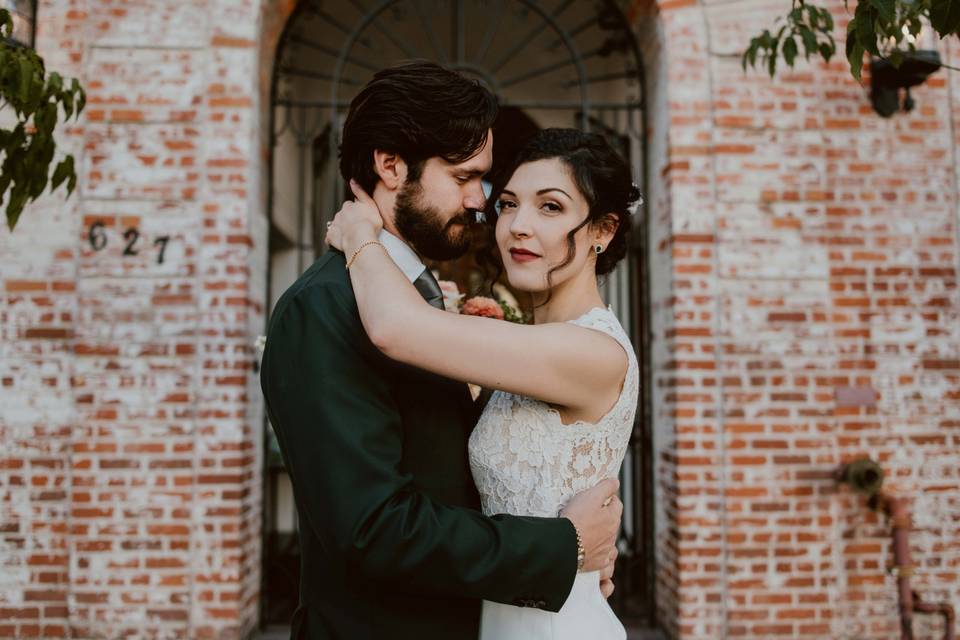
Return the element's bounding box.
[468,306,639,640]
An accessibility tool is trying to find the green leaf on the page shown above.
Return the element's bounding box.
[930,0,960,36]
[0,169,11,203]
[28,75,44,112]
[847,40,865,80]
[51,156,73,192]
[47,72,63,95]
[868,0,896,24]
[61,91,74,120]
[742,41,760,71]
[804,5,818,30]
[800,25,818,57]
[0,10,86,228]
[29,166,48,198]
[820,6,834,31]
[74,87,86,116]
[66,165,77,196]
[6,185,27,231]
[17,55,32,104]
[819,41,835,61]
[6,206,19,231]
[759,29,773,48]
[0,9,12,40]
[854,8,880,56]
[908,17,923,36]
[6,123,24,150]
[783,36,799,66]
[33,102,48,132]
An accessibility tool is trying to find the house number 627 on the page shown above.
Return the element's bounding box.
[87,221,171,265]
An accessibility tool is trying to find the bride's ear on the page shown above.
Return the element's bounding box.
[594,213,620,244]
[372,149,408,191]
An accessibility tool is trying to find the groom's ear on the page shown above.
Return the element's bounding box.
[372,149,407,192]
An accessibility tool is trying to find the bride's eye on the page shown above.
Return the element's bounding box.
[497,199,516,212]
[541,201,562,214]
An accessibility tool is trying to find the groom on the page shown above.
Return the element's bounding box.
[260,61,622,640]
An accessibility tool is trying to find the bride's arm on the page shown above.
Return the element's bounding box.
[329,184,627,412]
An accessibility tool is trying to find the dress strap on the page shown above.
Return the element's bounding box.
[568,307,631,353]
[567,307,638,411]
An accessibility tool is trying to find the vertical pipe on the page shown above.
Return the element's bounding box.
[886,496,915,640]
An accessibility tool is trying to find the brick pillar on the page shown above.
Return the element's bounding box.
[0,0,85,637]
[0,1,268,637]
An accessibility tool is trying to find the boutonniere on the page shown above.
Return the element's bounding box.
[437,279,464,313]
[437,281,527,401]
[456,282,528,324]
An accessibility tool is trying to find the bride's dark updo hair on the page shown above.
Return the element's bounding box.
[485,128,640,284]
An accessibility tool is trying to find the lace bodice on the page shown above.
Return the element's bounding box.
[468,307,639,518]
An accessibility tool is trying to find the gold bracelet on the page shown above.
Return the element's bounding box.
[345,240,384,270]
[574,524,586,572]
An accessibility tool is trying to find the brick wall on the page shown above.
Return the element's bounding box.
[0,0,957,638]
[646,0,960,637]
[1,1,270,637]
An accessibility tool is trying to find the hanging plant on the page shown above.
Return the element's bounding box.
[0,7,85,231]
[743,0,960,80]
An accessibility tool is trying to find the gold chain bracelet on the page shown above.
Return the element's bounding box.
[345,240,384,270]
[574,525,586,572]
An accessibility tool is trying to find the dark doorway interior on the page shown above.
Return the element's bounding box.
[261,0,657,631]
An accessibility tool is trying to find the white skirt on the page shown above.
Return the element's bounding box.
[479,571,626,640]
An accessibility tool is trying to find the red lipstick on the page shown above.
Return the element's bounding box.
[509,248,540,263]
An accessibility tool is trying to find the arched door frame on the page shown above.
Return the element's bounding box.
[259,0,659,628]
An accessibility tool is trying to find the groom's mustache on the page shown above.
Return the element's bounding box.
[444,211,476,230]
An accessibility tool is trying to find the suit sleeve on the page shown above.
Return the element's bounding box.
[260,279,578,611]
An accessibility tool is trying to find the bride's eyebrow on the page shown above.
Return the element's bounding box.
[500,189,517,197]
[536,188,572,200]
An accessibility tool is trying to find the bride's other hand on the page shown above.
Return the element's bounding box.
[561,478,622,574]
[325,179,384,255]
[599,546,617,598]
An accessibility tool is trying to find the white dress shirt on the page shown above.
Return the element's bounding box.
[378,229,425,283]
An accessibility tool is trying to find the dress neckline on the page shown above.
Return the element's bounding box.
[559,305,612,325]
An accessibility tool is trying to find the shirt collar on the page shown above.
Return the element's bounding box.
[378,229,425,283]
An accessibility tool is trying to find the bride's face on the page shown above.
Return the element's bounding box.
[494,158,597,293]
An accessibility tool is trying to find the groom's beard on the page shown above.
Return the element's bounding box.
[395,178,473,261]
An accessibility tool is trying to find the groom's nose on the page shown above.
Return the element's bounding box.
[462,182,486,212]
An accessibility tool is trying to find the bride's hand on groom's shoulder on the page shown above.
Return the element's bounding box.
[325,179,384,254]
[561,477,622,579]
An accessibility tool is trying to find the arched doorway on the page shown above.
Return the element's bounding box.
[262,0,657,630]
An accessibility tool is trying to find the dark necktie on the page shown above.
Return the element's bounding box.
[413,267,445,310]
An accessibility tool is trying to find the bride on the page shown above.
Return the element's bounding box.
[326,128,640,639]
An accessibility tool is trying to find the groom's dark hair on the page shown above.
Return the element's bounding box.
[339,60,498,194]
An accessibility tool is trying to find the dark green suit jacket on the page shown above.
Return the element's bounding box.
[260,250,577,639]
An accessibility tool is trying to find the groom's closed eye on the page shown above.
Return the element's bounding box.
[454,169,487,181]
